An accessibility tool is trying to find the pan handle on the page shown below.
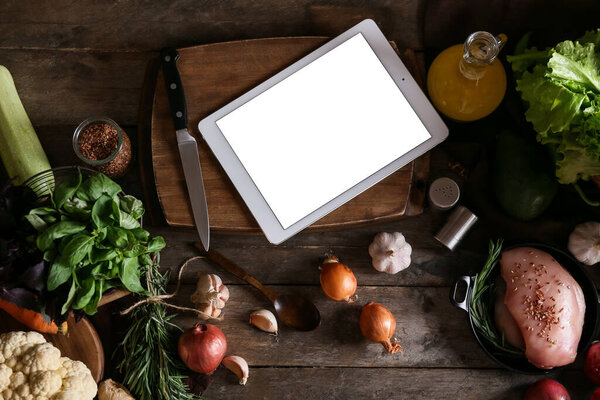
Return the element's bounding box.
[450,275,474,312]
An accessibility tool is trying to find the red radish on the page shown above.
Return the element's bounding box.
[178,323,227,375]
[591,388,600,400]
[585,342,600,385]
[524,379,570,400]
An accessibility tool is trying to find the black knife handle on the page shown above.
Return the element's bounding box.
[160,47,188,131]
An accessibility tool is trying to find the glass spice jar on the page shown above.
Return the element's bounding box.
[73,117,132,178]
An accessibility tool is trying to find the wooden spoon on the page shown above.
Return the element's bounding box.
[195,244,321,331]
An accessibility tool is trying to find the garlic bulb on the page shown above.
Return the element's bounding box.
[368,232,412,274]
[249,309,278,334]
[568,221,600,265]
[222,355,249,385]
[190,273,230,318]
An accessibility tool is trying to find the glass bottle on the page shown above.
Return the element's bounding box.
[427,31,507,122]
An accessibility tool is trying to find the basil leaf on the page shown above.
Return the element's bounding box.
[147,236,166,253]
[119,257,146,294]
[72,278,95,310]
[95,227,107,241]
[78,173,122,201]
[36,220,87,251]
[131,228,150,242]
[107,226,129,249]
[47,259,72,291]
[83,280,103,315]
[43,249,56,262]
[123,244,145,258]
[61,277,77,315]
[62,234,94,267]
[120,195,145,219]
[52,173,82,209]
[90,247,118,263]
[107,261,119,279]
[42,214,57,224]
[91,194,114,228]
[139,254,153,266]
[25,214,47,231]
[28,207,57,216]
[63,203,91,219]
[119,211,140,230]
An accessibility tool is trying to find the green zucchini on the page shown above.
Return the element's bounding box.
[0,65,51,184]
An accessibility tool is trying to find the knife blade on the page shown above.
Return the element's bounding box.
[160,47,210,250]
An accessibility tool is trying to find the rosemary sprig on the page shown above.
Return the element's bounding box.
[470,239,524,356]
[115,256,200,400]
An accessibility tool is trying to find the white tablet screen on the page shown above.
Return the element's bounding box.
[216,33,431,229]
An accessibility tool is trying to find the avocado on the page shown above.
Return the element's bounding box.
[493,131,557,221]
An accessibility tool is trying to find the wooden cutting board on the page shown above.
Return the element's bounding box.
[143,37,429,233]
[0,312,104,382]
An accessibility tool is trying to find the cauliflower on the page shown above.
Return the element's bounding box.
[0,331,97,400]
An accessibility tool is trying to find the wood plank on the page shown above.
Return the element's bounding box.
[202,367,594,400]
[0,0,423,50]
[423,0,600,51]
[146,211,600,287]
[148,221,485,287]
[149,38,424,232]
[166,285,499,368]
[0,50,151,126]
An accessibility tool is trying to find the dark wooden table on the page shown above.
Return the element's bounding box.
[3,1,600,398]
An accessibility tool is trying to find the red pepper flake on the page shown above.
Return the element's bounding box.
[78,121,131,178]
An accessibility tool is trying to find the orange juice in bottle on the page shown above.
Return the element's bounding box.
[427,31,507,122]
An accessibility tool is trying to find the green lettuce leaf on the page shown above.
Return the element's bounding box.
[516,65,586,134]
[556,149,600,183]
[509,30,600,185]
[548,41,600,92]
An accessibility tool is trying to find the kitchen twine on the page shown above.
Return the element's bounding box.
[120,255,223,321]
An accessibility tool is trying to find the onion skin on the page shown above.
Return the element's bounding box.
[524,379,570,400]
[591,388,600,400]
[585,342,600,385]
[319,256,358,303]
[178,323,227,375]
[359,302,402,354]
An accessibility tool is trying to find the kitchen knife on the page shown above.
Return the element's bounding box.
[160,47,210,250]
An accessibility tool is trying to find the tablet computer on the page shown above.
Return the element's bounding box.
[198,19,448,244]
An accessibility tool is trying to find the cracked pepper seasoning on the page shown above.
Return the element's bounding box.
[73,117,132,178]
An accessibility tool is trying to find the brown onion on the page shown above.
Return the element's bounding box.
[319,256,358,302]
[178,323,227,374]
[359,302,402,354]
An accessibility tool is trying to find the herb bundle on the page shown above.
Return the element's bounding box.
[26,172,165,316]
[470,240,524,356]
[115,256,199,400]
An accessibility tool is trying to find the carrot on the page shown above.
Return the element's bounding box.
[0,297,67,334]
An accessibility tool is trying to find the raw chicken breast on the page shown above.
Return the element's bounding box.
[494,278,525,349]
[500,247,586,369]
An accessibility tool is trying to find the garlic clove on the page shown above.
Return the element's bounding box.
[249,309,278,335]
[222,355,249,385]
[220,284,230,302]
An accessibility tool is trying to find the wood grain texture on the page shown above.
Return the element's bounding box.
[201,368,594,400]
[5,1,600,398]
[149,38,426,232]
[0,0,422,50]
[0,313,104,382]
[168,285,528,368]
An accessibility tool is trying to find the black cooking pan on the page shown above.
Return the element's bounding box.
[450,243,599,374]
